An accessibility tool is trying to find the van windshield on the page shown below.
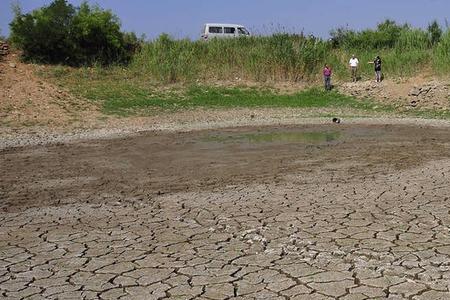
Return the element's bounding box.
[238,27,250,35]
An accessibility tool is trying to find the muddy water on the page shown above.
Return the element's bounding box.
[1,124,450,211]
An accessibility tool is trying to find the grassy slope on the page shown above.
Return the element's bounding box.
[36,28,450,119]
[41,63,450,120]
[39,65,396,117]
[102,86,377,114]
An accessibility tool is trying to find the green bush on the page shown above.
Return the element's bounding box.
[331,20,411,50]
[9,0,139,65]
[428,20,442,46]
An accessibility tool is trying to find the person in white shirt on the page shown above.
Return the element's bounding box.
[349,55,359,82]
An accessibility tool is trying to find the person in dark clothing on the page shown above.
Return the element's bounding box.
[369,56,382,82]
[323,64,332,91]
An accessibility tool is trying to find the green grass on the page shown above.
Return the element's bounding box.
[31,19,450,120]
[69,80,380,115]
[42,62,450,121]
[37,64,398,116]
[40,65,450,120]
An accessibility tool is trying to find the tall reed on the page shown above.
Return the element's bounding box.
[434,30,450,74]
[130,24,449,83]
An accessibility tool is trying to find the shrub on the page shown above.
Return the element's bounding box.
[329,27,354,49]
[9,0,75,63]
[331,20,409,50]
[9,0,139,65]
[428,21,442,46]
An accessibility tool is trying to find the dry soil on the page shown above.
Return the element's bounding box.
[1,124,450,299]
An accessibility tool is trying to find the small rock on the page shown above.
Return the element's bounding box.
[9,63,16,68]
[421,87,432,94]
[409,88,421,96]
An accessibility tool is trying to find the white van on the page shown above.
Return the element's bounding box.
[201,23,251,40]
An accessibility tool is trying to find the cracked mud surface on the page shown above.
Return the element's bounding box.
[1,124,450,299]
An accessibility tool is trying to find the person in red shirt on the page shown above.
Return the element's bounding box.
[323,64,332,91]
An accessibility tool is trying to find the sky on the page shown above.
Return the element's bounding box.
[1,0,450,40]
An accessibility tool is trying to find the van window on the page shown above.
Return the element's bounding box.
[224,27,236,34]
[238,27,250,35]
[209,27,223,34]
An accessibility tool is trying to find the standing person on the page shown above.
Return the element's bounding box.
[323,64,332,91]
[369,56,382,82]
[349,54,359,82]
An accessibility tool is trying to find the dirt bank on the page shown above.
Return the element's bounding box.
[2,50,450,134]
[338,77,450,111]
[0,53,99,127]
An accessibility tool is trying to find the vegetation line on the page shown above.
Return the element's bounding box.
[5,0,450,119]
[7,0,450,82]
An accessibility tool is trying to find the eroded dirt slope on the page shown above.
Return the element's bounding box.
[338,77,450,111]
[0,53,99,127]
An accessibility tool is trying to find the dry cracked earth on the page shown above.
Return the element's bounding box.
[1,124,450,299]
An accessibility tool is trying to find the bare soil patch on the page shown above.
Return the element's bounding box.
[2,123,450,212]
[1,123,450,299]
[338,77,450,110]
[0,53,100,127]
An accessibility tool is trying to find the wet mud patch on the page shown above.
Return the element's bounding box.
[1,124,450,211]
[201,130,341,144]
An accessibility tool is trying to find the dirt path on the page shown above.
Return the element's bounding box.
[1,124,450,299]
